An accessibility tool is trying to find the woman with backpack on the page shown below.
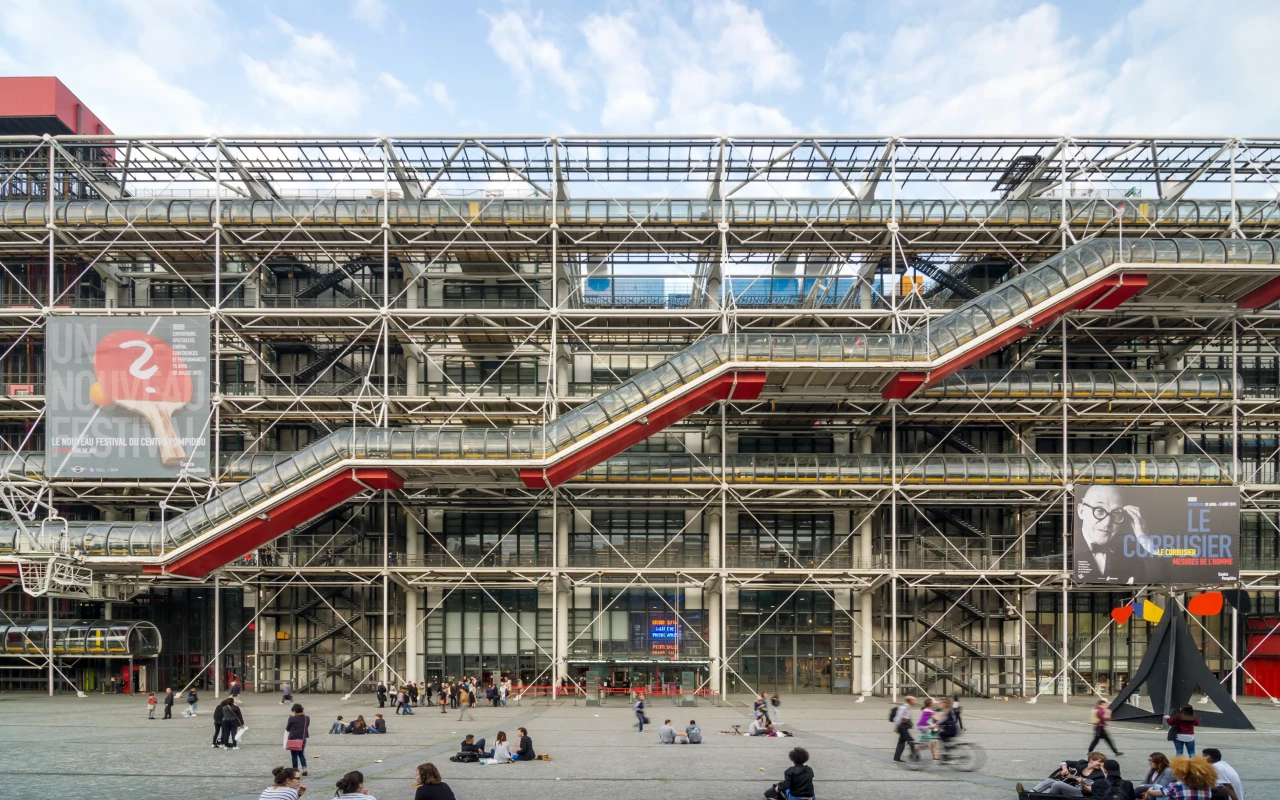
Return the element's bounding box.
[1088,698,1123,756]
[1165,705,1201,756]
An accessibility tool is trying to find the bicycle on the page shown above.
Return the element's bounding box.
[902,738,986,773]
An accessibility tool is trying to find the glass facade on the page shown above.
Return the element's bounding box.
[434,512,546,568]
[728,591,850,694]
[426,589,548,684]
[572,511,703,568]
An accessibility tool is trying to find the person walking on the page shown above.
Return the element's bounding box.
[917,698,938,761]
[439,687,448,714]
[951,693,964,730]
[891,696,917,763]
[1165,705,1201,757]
[258,766,306,800]
[770,693,783,725]
[376,681,387,708]
[284,703,310,777]
[413,763,455,800]
[1088,698,1124,756]
[280,681,293,705]
[231,679,242,705]
[185,688,199,717]
[147,692,157,720]
[409,681,420,708]
[163,687,175,719]
[634,693,647,733]
[456,684,474,722]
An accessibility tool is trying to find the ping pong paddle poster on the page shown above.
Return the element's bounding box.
[45,316,210,479]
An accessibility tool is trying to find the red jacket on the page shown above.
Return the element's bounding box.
[1166,715,1200,736]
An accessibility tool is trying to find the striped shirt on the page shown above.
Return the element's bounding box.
[257,788,299,800]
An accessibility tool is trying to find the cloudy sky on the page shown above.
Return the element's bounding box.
[0,0,1276,136]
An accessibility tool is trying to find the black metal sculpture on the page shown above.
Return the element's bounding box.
[1109,604,1252,729]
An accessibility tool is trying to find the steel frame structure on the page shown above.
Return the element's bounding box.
[2,135,1280,701]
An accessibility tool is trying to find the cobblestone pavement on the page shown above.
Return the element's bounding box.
[1,691,1277,800]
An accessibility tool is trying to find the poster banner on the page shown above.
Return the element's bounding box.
[46,316,211,479]
[1073,486,1239,585]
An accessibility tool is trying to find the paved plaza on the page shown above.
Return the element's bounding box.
[0,691,1277,799]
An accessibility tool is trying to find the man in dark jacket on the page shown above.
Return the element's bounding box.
[514,727,535,761]
[766,747,815,800]
[1090,759,1136,800]
[1022,752,1107,796]
[376,681,387,708]
[163,688,175,719]
[211,700,226,748]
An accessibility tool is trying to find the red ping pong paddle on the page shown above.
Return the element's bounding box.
[93,330,193,468]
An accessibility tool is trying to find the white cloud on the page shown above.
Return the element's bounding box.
[352,0,388,28]
[823,4,1109,134]
[486,11,584,110]
[379,73,419,108]
[0,0,215,133]
[582,13,658,128]
[692,0,801,93]
[821,0,1280,136]
[240,20,366,123]
[424,81,455,111]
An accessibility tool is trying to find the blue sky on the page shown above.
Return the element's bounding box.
[1,0,1277,136]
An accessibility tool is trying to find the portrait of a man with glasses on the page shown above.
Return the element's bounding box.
[1075,484,1151,584]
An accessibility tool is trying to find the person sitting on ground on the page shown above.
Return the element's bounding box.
[1165,755,1219,800]
[349,715,369,735]
[1137,753,1174,798]
[765,747,815,800]
[1093,759,1137,800]
[259,765,307,800]
[488,731,512,763]
[329,715,346,734]
[513,726,535,761]
[1202,750,1241,800]
[370,713,387,734]
[413,762,455,800]
[1021,752,1107,796]
[686,720,702,744]
[659,719,677,744]
[334,770,376,800]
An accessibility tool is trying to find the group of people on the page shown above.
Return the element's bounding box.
[889,694,963,762]
[448,728,537,763]
[328,713,388,735]
[258,763,458,800]
[1022,748,1243,799]
[375,676,515,718]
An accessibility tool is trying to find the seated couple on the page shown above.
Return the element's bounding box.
[658,720,702,744]
[1019,752,1133,798]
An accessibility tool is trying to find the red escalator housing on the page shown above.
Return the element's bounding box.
[881,274,1147,400]
[521,371,767,489]
[148,468,403,578]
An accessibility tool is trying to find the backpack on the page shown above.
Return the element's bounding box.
[1097,779,1129,800]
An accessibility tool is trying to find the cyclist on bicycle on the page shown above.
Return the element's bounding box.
[935,698,961,757]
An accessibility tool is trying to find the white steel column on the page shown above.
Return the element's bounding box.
[213,575,221,698]
[554,505,570,692]
[707,509,722,694]
[405,511,423,681]
[859,427,874,697]
[46,597,54,696]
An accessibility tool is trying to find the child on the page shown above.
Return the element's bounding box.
[918,698,938,760]
[147,692,157,720]
[329,715,347,734]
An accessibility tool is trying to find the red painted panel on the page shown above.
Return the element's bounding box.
[155,468,403,577]
[0,77,113,134]
[1088,274,1148,310]
[880,276,1132,400]
[1244,657,1280,698]
[1238,275,1280,310]
[521,371,766,489]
